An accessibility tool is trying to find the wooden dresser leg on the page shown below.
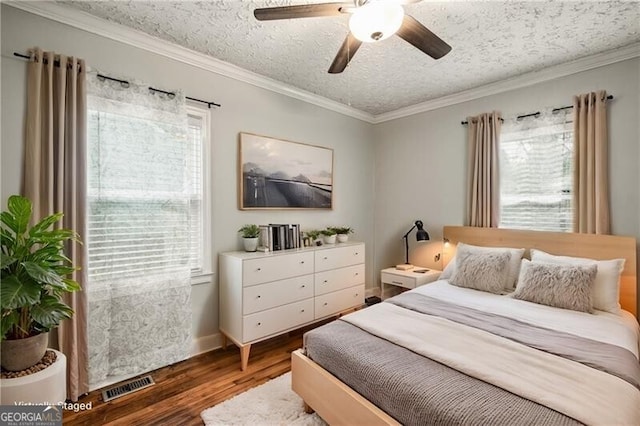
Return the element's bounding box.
[303,402,315,414]
[240,344,251,371]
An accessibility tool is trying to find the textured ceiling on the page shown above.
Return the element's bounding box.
[58,0,640,115]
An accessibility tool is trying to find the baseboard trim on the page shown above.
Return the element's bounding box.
[190,333,223,357]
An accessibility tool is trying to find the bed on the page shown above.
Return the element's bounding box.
[291,226,640,425]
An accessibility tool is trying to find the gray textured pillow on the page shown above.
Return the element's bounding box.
[449,251,511,294]
[441,243,525,290]
[512,260,597,313]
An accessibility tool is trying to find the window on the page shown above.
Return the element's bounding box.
[499,110,573,232]
[87,99,211,283]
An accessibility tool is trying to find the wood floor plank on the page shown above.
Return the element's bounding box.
[63,326,318,425]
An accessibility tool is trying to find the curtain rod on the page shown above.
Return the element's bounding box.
[460,116,504,125]
[461,94,614,125]
[14,52,221,109]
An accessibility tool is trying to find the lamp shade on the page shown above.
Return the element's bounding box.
[349,2,404,43]
[415,220,430,241]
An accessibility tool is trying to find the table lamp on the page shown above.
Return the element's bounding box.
[396,220,430,270]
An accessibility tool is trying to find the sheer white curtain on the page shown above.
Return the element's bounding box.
[499,108,573,232]
[86,71,192,389]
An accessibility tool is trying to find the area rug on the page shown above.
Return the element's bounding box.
[200,372,327,425]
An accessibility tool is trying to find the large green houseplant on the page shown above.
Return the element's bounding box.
[1,195,81,371]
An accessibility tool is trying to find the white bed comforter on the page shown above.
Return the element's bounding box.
[341,281,640,426]
[418,280,640,358]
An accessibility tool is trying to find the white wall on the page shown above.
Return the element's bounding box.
[373,58,640,314]
[0,5,376,354]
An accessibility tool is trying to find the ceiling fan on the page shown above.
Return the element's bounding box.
[254,0,452,74]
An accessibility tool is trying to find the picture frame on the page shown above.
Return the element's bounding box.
[239,133,334,210]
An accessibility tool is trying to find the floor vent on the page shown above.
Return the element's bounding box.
[102,375,155,402]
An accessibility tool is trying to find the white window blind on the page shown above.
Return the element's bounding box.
[499,110,573,232]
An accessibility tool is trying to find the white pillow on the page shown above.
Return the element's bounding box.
[441,242,525,290]
[529,249,625,314]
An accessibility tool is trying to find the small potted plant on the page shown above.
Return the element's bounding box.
[1,195,81,372]
[305,230,322,246]
[238,224,260,252]
[320,228,337,245]
[331,226,353,243]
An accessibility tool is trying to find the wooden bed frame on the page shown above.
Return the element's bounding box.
[291,226,638,425]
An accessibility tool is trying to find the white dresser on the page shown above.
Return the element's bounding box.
[219,242,365,370]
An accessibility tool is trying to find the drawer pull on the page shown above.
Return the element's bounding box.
[323,302,328,306]
[300,261,305,264]
[354,252,359,255]
[301,309,305,313]
[323,280,328,284]
[257,322,262,326]
[323,256,328,260]
[257,295,261,299]
[355,273,359,276]
[355,293,359,297]
[257,268,262,271]
[392,281,403,285]
[301,284,306,288]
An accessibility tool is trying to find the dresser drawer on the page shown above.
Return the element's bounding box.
[243,299,314,342]
[380,271,416,289]
[314,285,364,319]
[315,244,365,272]
[314,264,365,296]
[243,275,314,315]
[243,252,314,286]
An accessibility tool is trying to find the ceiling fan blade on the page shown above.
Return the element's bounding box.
[254,3,352,21]
[396,15,452,60]
[328,33,362,74]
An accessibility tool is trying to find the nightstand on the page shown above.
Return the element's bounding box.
[380,267,441,299]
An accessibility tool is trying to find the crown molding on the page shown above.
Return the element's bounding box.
[6,1,376,123]
[7,2,640,125]
[372,42,640,123]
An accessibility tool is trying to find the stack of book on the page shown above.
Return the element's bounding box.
[258,224,302,252]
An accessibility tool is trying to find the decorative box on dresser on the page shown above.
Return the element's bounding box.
[219,242,365,370]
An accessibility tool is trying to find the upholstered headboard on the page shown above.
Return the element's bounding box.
[442,226,638,318]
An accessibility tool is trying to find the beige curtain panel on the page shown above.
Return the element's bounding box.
[23,47,88,401]
[572,90,610,234]
[466,111,502,227]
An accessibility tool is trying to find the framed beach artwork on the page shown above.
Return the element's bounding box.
[239,133,334,210]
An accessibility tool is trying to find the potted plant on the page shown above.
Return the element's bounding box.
[238,224,260,252]
[320,228,337,245]
[1,195,81,372]
[305,230,322,246]
[331,226,354,243]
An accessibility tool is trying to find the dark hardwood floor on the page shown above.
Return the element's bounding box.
[63,329,309,425]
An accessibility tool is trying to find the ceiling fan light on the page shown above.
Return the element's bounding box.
[349,2,405,43]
